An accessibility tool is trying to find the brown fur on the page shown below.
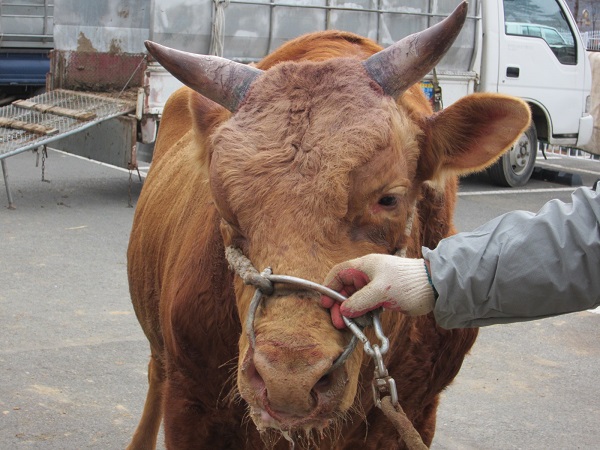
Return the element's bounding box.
[127,30,530,449]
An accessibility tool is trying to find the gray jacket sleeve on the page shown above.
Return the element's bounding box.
[422,187,600,329]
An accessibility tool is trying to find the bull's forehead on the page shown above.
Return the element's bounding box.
[210,58,418,241]
[216,58,393,160]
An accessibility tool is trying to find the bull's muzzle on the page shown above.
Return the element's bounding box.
[226,248,353,429]
[240,332,349,429]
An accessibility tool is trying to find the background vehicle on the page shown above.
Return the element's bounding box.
[0,0,53,105]
[0,0,593,204]
[481,0,592,186]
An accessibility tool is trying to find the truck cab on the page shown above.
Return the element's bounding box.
[480,0,592,186]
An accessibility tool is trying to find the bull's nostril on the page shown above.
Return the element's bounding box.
[244,360,266,392]
[314,373,332,390]
[311,361,348,406]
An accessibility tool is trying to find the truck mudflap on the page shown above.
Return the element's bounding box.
[0,89,136,208]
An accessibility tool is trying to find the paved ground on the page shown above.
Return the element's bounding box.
[1,148,599,449]
[1,150,149,448]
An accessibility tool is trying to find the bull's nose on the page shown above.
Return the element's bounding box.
[244,341,347,417]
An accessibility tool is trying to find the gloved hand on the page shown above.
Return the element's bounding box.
[320,254,436,329]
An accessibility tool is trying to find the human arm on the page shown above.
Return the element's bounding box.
[321,187,600,329]
[428,186,600,328]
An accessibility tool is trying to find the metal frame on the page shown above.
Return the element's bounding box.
[0,89,135,208]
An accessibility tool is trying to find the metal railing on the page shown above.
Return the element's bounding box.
[582,31,600,51]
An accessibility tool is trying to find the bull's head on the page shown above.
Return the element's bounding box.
[145,1,530,442]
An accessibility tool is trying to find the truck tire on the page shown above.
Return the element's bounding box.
[487,123,537,187]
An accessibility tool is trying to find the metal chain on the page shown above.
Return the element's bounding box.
[371,343,399,409]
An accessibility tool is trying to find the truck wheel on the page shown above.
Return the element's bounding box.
[488,124,537,187]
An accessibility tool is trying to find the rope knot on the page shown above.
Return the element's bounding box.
[225,247,274,295]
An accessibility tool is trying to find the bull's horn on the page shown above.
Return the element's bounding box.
[145,41,263,112]
[363,1,468,100]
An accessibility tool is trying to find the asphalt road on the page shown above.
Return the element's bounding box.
[1,148,599,449]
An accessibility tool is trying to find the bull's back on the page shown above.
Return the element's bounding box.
[257,30,381,68]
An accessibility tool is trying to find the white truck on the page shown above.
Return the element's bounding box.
[444,0,593,186]
[1,0,593,204]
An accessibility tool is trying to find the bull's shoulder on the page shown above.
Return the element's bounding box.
[257,30,383,69]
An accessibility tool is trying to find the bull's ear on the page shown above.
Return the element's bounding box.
[418,93,531,180]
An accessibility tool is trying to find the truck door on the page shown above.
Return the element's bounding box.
[498,0,584,141]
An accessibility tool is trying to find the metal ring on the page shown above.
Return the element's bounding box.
[228,247,392,376]
[245,273,360,374]
[245,268,273,347]
[246,288,263,348]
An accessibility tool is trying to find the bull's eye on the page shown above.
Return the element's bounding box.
[378,196,398,207]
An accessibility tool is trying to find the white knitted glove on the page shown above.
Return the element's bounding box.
[321,254,436,329]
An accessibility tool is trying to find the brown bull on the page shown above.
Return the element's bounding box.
[127,3,530,448]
